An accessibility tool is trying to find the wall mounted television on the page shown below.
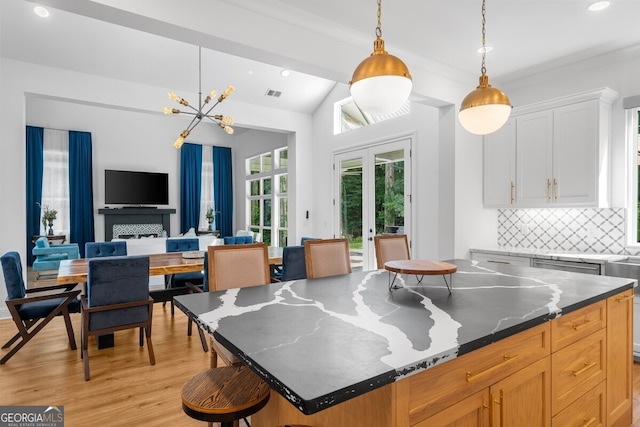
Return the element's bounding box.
[104,169,169,206]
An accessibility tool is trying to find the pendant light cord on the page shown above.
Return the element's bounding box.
[376,0,382,38]
[481,0,487,76]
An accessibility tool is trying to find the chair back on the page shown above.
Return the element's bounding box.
[374,234,411,269]
[304,238,352,279]
[300,236,320,245]
[85,241,127,258]
[207,243,270,291]
[281,246,307,281]
[166,238,199,253]
[86,256,150,330]
[1,252,26,300]
[223,236,253,245]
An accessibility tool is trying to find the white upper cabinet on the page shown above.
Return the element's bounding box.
[484,118,516,207]
[483,88,618,208]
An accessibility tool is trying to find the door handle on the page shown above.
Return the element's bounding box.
[368,237,373,241]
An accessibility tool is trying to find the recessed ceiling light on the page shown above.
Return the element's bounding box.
[477,46,493,54]
[34,6,50,17]
[247,70,254,75]
[588,1,610,11]
[280,69,290,77]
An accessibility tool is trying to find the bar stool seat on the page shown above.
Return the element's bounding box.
[182,366,270,427]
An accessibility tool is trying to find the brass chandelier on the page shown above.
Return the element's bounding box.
[164,46,234,149]
[458,0,512,135]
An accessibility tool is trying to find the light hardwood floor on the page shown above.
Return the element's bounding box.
[2,299,640,426]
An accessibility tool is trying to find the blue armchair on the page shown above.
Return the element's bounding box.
[223,236,253,245]
[85,241,127,258]
[32,236,80,281]
[164,238,204,315]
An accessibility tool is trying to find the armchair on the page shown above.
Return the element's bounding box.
[32,236,80,281]
[1,251,80,364]
[164,238,204,314]
[81,255,155,380]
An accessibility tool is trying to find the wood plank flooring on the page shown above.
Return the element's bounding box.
[2,300,640,426]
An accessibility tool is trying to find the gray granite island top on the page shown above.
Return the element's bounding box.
[173,258,635,415]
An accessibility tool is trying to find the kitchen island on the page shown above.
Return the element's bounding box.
[174,259,635,426]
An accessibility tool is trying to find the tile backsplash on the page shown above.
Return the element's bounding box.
[497,208,640,255]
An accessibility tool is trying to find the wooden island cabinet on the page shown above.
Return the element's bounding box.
[253,290,633,427]
[175,260,634,427]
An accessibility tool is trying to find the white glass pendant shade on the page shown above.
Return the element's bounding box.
[350,38,412,116]
[458,75,512,135]
[350,75,412,116]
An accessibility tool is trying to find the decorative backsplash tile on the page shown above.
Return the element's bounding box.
[113,223,163,239]
[497,208,640,255]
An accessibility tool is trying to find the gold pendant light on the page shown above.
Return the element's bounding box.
[459,0,512,135]
[350,0,412,116]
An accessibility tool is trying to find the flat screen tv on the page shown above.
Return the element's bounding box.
[104,169,169,206]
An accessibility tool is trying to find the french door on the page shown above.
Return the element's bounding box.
[334,137,412,271]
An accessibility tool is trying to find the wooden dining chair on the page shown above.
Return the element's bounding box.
[81,255,155,380]
[303,238,352,279]
[207,243,271,368]
[373,234,411,269]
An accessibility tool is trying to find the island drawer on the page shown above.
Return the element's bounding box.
[551,328,606,415]
[551,300,606,352]
[552,380,605,427]
[406,322,550,424]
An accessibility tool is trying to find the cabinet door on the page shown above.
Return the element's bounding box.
[415,389,490,427]
[607,290,633,427]
[483,118,516,207]
[516,110,553,207]
[552,100,598,205]
[490,357,551,427]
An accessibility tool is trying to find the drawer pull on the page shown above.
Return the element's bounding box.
[486,260,510,264]
[572,361,597,377]
[572,319,592,331]
[581,417,596,427]
[615,295,633,303]
[466,354,519,382]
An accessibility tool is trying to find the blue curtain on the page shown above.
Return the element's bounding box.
[69,131,95,258]
[180,143,202,233]
[213,146,233,238]
[26,126,44,266]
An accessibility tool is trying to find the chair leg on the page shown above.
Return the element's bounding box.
[187,318,193,336]
[62,307,77,350]
[145,326,156,365]
[197,327,209,352]
[82,327,90,381]
[210,338,218,368]
[139,328,144,347]
[2,319,36,349]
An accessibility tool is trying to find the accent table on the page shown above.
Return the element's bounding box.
[384,259,457,292]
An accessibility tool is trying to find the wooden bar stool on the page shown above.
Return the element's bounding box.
[182,366,270,427]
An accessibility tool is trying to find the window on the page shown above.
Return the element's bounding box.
[334,97,410,135]
[41,129,70,237]
[630,108,640,244]
[246,148,288,246]
[199,145,215,231]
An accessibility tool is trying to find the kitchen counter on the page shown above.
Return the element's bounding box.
[470,247,627,264]
[174,259,634,421]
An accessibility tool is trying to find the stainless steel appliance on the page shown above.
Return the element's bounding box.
[531,258,602,275]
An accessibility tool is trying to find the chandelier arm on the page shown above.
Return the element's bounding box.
[184,116,203,133]
[203,115,221,125]
[202,101,222,118]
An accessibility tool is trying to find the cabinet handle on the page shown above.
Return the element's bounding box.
[546,179,551,202]
[486,260,510,264]
[615,295,633,303]
[572,361,597,376]
[510,181,514,204]
[466,354,519,382]
[572,319,592,331]
[581,417,597,427]
[553,178,558,201]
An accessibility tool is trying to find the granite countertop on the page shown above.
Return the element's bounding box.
[174,259,634,415]
[470,247,627,264]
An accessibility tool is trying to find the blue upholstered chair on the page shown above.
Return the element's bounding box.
[223,236,253,245]
[81,256,155,380]
[1,251,81,364]
[281,245,308,281]
[85,241,127,258]
[164,238,204,315]
[32,237,80,281]
[300,236,320,245]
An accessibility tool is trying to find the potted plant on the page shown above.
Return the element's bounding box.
[38,203,58,235]
[205,206,215,231]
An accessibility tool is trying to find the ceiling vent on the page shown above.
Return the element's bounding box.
[265,89,282,98]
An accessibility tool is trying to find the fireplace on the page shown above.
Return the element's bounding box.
[98,208,176,241]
